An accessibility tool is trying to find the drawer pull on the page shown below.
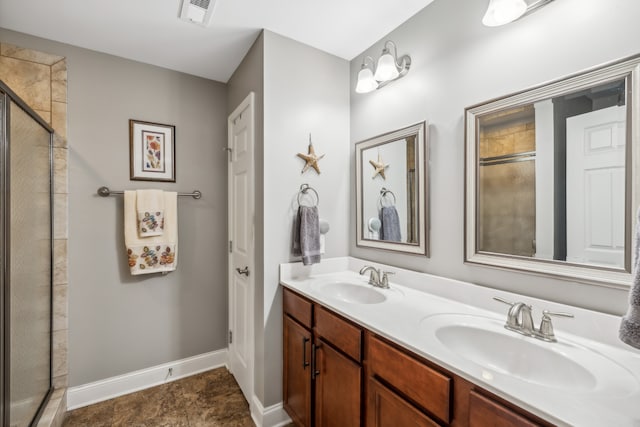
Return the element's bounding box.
[311,343,321,379]
[302,337,310,369]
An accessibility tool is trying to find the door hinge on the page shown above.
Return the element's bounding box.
[229,240,232,253]
[229,330,233,344]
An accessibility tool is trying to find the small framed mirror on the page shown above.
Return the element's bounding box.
[356,122,429,256]
[465,56,640,288]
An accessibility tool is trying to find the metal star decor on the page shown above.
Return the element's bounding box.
[297,134,325,174]
[370,153,389,179]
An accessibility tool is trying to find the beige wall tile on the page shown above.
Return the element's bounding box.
[52,101,67,140]
[0,56,50,111]
[53,330,68,378]
[53,284,68,331]
[51,60,67,103]
[52,374,68,389]
[1,43,64,65]
[54,194,68,239]
[53,133,67,148]
[54,239,68,285]
[53,147,68,194]
[34,109,51,124]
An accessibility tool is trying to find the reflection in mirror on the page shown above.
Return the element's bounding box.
[465,56,640,287]
[356,122,428,255]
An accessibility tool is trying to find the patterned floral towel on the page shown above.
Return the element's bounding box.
[125,191,178,275]
[136,189,165,237]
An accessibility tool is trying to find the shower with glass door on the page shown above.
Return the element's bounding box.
[0,81,54,426]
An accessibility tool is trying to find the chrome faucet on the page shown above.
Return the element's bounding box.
[494,297,573,342]
[505,302,535,336]
[359,266,393,289]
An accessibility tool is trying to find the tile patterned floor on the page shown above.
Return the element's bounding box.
[64,367,261,426]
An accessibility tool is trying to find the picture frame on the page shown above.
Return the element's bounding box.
[129,119,176,182]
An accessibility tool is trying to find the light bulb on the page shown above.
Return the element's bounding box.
[482,0,528,27]
[374,51,399,82]
[356,67,378,93]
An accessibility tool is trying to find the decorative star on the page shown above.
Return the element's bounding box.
[370,153,389,180]
[297,136,325,174]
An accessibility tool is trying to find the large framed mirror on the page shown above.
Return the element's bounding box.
[356,122,429,255]
[465,56,640,288]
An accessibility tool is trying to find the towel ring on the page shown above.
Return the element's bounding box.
[297,183,319,207]
[378,187,396,209]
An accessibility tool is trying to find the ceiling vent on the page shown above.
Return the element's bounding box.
[179,0,216,26]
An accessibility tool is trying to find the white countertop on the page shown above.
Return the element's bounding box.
[279,257,640,427]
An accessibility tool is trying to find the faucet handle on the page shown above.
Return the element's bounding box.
[380,271,394,288]
[493,296,515,306]
[536,310,574,342]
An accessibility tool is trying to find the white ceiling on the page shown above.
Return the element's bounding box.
[0,0,435,82]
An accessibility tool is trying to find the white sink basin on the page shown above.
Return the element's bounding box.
[420,314,639,396]
[312,281,387,304]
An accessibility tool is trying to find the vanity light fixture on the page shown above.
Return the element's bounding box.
[482,0,555,27]
[355,41,411,94]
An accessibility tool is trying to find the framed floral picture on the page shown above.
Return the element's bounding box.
[129,119,176,182]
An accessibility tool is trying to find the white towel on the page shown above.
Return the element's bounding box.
[136,189,165,237]
[125,191,178,275]
[619,208,640,348]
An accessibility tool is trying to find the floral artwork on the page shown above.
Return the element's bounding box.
[130,120,175,182]
[142,132,165,172]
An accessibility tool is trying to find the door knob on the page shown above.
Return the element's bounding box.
[236,266,249,276]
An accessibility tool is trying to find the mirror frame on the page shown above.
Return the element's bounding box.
[464,56,640,289]
[356,121,429,256]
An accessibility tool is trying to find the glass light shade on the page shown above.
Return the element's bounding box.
[356,67,378,93]
[482,0,528,27]
[374,52,400,82]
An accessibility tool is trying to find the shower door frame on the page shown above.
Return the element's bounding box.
[0,80,55,427]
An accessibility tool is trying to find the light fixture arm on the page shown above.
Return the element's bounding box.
[382,41,411,76]
[521,0,555,18]
[361,55,376,70]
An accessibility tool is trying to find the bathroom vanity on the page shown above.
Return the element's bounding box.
[280,258,640,427]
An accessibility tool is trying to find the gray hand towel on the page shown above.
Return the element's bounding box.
[292,206,321,265]
[379,206,402,242]
[619,208,640,349]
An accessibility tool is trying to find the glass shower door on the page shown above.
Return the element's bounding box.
[2,91,53,426]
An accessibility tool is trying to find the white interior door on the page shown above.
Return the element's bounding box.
[566,105,625,267]
[228,92,255,403]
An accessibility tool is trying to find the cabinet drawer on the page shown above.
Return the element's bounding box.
[315,305,362,361]
[469,390,543,427]
[367,335,451,424]
[283,287,313,329]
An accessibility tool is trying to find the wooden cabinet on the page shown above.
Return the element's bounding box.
[367,377,439,427]
[314,339,361,427]
[283,315,312,427]
[283,288,363,427]
[283,287,553,427]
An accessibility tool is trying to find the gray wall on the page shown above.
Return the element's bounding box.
[262,31,350,406]
[0,29,229,386]
[228,31,350,408]
[350,0,640,315]
[227,32,266,404]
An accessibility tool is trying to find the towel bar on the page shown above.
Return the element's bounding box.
[97,186,202,199]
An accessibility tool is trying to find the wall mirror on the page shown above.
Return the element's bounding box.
[465,56,640,288]
[356,122,429,255]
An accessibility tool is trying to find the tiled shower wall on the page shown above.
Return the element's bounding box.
[0,43,68,426]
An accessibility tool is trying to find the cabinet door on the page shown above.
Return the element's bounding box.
[315,339,362,427]
[469,390,542,427]
[284,316,312,427]
[367,377,439,427]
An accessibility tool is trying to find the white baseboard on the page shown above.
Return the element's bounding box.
[67,349,228,410]
[250,395,292,427]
